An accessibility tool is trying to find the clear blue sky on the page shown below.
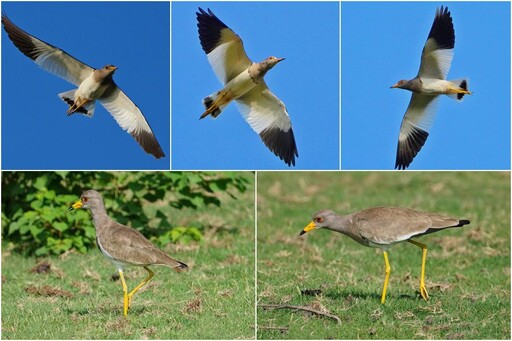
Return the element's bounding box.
[172,2,340,170]
[2,2,170,170]
[342,2,511,170]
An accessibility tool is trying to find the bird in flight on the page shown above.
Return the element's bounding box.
[2,14,165,159]
[391,6,471,170]
[196,8,298,167]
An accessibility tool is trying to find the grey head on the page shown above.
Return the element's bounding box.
[250,56,285,80]
[93,64,118,83]
[299,209,338,235]
[68,189,105,212]
[390,78,422,93]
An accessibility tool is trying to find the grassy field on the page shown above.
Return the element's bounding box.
[257,172,510,339]
[2,175,255,339]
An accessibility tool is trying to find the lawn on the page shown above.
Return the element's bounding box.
[257,171,510,339]
[2,173,255,339]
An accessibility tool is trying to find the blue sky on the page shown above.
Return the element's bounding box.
[2,2,170,170]
[342,2,511,170]
[172,2,340,170]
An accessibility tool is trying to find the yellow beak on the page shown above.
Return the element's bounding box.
[299,221,317,236]
[68,200,83,211]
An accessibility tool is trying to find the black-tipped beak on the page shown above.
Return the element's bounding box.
[299,230,306,236]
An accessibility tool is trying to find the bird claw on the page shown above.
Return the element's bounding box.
[419,284,429,301]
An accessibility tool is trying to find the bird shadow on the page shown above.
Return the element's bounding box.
[302,287,418,302]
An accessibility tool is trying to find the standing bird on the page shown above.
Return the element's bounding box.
[196,8,298,167]
[69,190,187,316]
[300,207,470,304]
[391,6,471,170]
[2,14,165,159]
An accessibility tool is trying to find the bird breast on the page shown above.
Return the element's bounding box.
[222,68,259,100]
[419,78,453,95]
[76,72,111,100]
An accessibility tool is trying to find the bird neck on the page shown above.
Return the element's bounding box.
[326,214,352,235]
[248,63,269,82]
[89,206,110,230]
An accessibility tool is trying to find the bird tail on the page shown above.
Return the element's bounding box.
[200,91,229,119]
[447,79,471,100]
[58,89,95,117]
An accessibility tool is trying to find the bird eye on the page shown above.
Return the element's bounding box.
[315,217,323,223]
[82,197,88,203]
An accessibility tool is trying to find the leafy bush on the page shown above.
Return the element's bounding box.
[2,172,252,256]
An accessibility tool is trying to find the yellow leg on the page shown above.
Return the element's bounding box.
[127,266,154,308]
[118,269,129,316]
[381,251,391,304]
[408,239,429,301]
[67,97,87,115]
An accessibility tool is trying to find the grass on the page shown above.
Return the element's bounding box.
[2,175,255,339]
[257,171,510,339]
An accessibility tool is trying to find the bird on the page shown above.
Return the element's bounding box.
[68,190,187,316]
[299,207,470,304]
[196,8,298,167]
[1,14,165,159]
[391,6,471,170]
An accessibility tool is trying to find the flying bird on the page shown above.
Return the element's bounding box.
[196,8,298,167]
[391,6,471,169]
[1,14,165,159]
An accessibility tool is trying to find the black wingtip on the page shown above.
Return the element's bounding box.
[395,126,429,170]
[457,219,470,227]
[428,5,455,50]
[259,127,299,167]
[175,260,189,272]
[197,6,229,55]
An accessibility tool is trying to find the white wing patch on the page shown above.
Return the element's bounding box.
[235,83,292,134]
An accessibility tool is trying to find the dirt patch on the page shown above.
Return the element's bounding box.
[25,285,73,298]
[30,261,51,274]
[182,297,202,314]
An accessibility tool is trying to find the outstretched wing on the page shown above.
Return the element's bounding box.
[236,82,298,166]
[99,84,165,159]
[2,13,93,86]
[417,6,454,80]
[197,8,252,84]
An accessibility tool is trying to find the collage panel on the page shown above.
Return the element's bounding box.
[1,171,255,339]
[257,171,510,339]
[341,2,511,170]
[2,2,170,170]
[172,1,340,170]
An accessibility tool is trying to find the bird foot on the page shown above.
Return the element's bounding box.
[419,284,429,301]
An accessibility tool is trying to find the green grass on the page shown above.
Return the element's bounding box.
[257,172,510,339]
[2,176,255,339]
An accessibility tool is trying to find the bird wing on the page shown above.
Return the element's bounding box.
[99,84,165,159]
[197,8,252,84]
[395,93,439,169]
[106,222,187,270]
[235,82,298,166]
[417,6,454,80]
[1,14,93,86]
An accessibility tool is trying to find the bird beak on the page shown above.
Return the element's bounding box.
[390,83,399,89]
[299,221,317,236]
[68,200,83,211]
[276,57,285,62]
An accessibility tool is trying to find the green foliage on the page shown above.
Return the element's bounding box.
[2,171,252,256]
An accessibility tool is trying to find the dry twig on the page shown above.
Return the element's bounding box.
[258,303,341,324]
